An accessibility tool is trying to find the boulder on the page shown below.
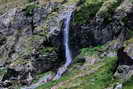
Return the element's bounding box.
[114,38,133,81]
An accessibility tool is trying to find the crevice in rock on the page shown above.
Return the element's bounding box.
[0,33,7,47]
[117,47,133,66]
[113,45,133,82]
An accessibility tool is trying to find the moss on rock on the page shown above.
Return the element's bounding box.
[73,0,105,25]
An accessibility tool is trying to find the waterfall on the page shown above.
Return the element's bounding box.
[64,12,72,68]
[53,5,75,80]
[21,5,76,89]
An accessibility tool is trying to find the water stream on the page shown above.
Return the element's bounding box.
[53,5,75,80]
[21,4,76,89]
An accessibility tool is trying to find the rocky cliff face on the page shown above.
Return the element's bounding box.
[0,0,133,89]
[0,1,66,88]
[70,0,132,48]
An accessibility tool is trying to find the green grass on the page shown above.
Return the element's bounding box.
[36,44,118,89]
[73,0,106,25]
[37,70,77,89]
[72,0,123,25]
[37,55,117,89]
[59,57,117,89]
[123,77,133,89]
[80,45,104,56]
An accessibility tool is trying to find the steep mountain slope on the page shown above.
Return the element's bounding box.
[38,0,133,89]
[0,0,133,89]
[0,0,29,15]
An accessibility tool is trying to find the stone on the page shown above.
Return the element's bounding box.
[0,1,64,88]
[70,0,132,49]
[124,38,133,59]
[114,83,122,89]
[114,38,133,81]
[114,65,133,81]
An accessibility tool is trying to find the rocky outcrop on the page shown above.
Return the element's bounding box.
[70,0,133,50]
[114,38,133,81]
[0,1,65,88]
[69,0,133,86]
[0,0,133,88]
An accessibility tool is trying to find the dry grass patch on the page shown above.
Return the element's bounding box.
[0,0,28,14]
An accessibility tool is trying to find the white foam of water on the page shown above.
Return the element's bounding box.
[53,5,75,80]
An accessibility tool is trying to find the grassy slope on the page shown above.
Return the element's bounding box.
[124,77,133,89]
[0,0,28,14]
[53,57,117,89]
[37,44,118,89]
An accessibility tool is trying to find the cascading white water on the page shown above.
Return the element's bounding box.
[64,10,73,67]
[53,5,75,80]
[21,4,76,89]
